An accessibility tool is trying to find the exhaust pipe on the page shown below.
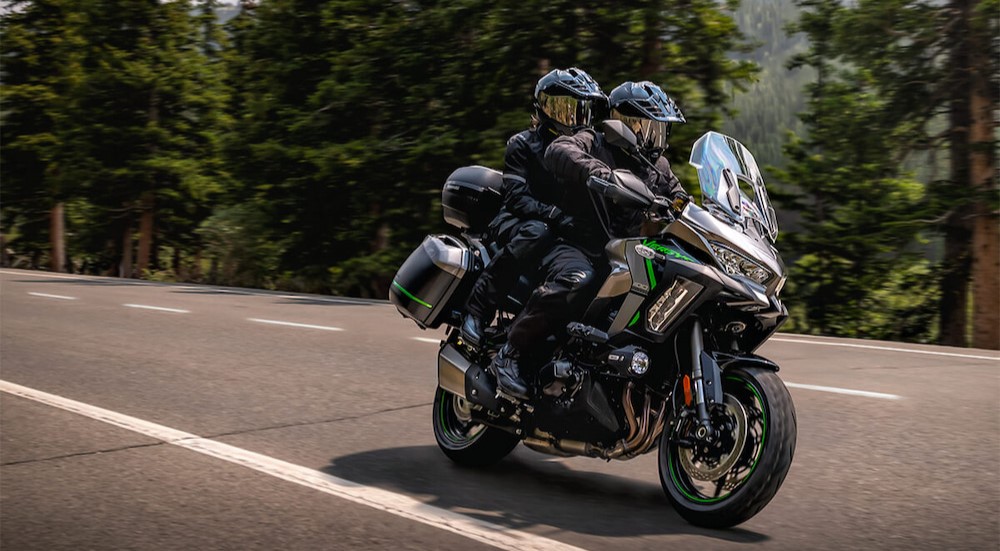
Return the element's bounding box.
[438,343,501,412]
[438,343,470,400]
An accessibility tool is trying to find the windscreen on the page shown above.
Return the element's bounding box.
[689,131,778,242]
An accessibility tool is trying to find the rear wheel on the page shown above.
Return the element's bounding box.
[659,367,796,528]
[432,387,518,467]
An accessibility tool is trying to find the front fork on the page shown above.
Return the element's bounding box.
[688,319,724,440]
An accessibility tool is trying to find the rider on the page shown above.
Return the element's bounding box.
[491,80,689,399]
[460,68,607,352]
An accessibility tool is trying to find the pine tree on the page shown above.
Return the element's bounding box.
[65,0,226,278]
[775,3,934,339]
[1,0,86,271]
[779,0,998,347]
[223,0,758,296]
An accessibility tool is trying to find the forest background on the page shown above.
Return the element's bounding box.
[2,0,997,349]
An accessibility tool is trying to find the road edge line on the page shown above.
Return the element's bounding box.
[0,380,586,551]
[769,337,1000,361]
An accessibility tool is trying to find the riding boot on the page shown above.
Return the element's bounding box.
[491,343,530,400]
[460,313,486,347]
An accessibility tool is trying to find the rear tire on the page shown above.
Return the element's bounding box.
[432,387,519,467]
[659,367,796,528]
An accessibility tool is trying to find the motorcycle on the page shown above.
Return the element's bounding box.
[389,122,796,528]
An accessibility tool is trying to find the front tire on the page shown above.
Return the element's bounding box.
[432,387,519,467]
[659,367,796,528]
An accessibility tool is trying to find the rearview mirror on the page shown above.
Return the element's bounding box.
[601,120,638,152]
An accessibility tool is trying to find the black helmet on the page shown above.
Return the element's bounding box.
[534,67,607,135]
[608,81,685,157]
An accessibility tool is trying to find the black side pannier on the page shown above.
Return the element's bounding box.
[441,166,503,232]
[389,234,473,329]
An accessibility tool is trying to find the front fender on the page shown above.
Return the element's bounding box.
[710,351,781,373]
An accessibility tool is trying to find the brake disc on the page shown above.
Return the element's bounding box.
[679,394,749,482]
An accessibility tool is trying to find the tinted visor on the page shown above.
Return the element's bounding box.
[611,111,671,151]
[537,92,594,129]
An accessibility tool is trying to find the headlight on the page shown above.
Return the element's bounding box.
[647,277,703,333]
[709,242,772,285]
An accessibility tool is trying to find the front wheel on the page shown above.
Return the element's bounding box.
[432,387,519,467]
[659,367,796,528]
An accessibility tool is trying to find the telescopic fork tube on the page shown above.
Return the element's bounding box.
[689,319,714,439]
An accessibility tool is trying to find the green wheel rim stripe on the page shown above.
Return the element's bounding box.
[392,280,433,309]
[669,376,768,504]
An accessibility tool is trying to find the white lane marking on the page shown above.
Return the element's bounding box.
[0,270,385,304]
[277,295,368,304]
[124,304,190,314]
[0,380,586,551]
[412,337,441,344]
[180,286,245,294]
[247,318,344,332]
[785,382,902,400]
[27,292,77,300]
[1,270,151,285]
[770,337,1000,362]
[2,270,93,280]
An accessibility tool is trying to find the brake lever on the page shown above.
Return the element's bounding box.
[650,196,677,221]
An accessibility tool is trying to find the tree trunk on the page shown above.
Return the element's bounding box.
[638,4,662,79]
[967,0,999,349]
[50,201,66,273]
[971,205,998,349]
[173,246,182,279]
[120,220,134,278]
[939,216,972,346]
[939,0,973,346]
[136,192,155,276]
[0,233,9,268]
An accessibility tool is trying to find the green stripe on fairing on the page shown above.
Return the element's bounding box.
[645,258,657,289]
[642,239,698,264]
[628,310,642,328]
[392,280,433,309]
[668,376,768,504]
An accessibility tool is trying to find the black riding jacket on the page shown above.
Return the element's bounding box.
[544,127,684,253]
[497,124,568,226]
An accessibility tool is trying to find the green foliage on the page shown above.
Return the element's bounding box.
[723,0,812,170]
[197,203,282,288]
[2,0,231,273]
[0,0,86,257]
[219,0,756,296]
[772,0,1000,344]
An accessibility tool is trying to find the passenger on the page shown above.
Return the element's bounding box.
[460,68,607,361]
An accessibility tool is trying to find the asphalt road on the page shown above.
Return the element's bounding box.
[1,268,998,551]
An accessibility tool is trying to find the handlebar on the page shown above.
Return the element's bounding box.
[586,175,611,193]
[586,175,650,209]
[586,174,686,222]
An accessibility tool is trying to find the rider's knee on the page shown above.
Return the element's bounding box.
[554,265,594,291]
[518,219,552,241]
[509,220,556,259]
